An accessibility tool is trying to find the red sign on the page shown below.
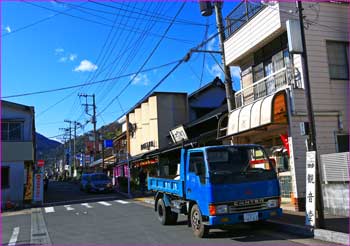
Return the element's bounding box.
[280,134,290,156]
[37,160,45,167]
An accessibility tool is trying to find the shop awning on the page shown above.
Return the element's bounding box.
[226,91,288,137]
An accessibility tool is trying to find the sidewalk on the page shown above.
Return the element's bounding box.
[127,192,349,245]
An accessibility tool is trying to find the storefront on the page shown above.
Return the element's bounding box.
[219,90,293,200]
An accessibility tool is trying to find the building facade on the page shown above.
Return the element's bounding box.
[221,1,349,211]
[1,100,36,208]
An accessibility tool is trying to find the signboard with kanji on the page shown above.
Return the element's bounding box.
[305,151,316,227]
[33,170,43,204]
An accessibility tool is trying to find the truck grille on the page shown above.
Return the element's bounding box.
[228,198,268,213]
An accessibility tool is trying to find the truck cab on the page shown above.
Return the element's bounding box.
[149,144,282,238]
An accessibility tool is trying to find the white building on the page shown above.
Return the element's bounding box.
[220,1,349,211]
[1,100,36,208]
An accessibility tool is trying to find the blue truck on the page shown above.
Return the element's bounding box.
[148,144,282,238]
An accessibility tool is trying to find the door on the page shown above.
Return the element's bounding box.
[186,151,207,204]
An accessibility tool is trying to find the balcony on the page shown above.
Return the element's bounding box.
[225,1,265,39]
[235,66,293,108]
[224,1,294,66]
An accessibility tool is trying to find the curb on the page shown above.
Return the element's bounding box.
[314,229,350,245]
[267,220,314,237]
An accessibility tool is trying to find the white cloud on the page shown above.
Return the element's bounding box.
[130,73,150,86]
[74,60,98,72]
[55,48,64,54]
[5,26,11,33]
[59,57,68,63]
[207,63,224,78]
[69,54,77,61]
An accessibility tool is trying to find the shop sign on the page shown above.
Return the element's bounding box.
[104,139,113,148]
[33,171,43,203]
[24,167,33,200]
[305,151,316,227]
[134,157,159,167]
[170,125,188,143]
[141,141,155,150]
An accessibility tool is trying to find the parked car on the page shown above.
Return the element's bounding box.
[80,173,113,193]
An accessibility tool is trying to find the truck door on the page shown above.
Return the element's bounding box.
[186,151,208,206]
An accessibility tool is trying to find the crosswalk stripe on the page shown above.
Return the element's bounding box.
[81,203,93,208]
[98,201,112,206]
[8,227,19,246]
[44,207,55,213]
[114,200,129,204]
[64,205,75,211]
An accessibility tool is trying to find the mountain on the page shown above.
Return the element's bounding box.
[36,132,62,160]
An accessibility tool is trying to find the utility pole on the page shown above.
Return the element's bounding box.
[65,120,82,177]
[297,1,324,228]
[79,94,98,161]
[198,1,235,112]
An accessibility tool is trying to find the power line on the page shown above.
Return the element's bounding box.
[2,60,180,99]
[90,0,206,27]
[23,1,194,44]
[1,3,87,37]
[97,2,186,116]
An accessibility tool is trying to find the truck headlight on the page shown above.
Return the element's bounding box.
[267,199,278,208]
[216,205,228,214]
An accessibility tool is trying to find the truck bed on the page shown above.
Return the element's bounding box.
[148,177,183,197]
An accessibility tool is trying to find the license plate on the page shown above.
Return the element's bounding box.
[243,212,259,222]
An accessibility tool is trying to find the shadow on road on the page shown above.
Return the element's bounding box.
[43,180,126,206]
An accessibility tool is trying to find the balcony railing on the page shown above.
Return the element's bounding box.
[235,67,292,108]
[225,1,266,39]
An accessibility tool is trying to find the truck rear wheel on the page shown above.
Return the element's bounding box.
[157,199,177,225]
[190,204,209,238]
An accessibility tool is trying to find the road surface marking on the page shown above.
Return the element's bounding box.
[114,200,129,204]
[98,201,112,206]
[8,227,19,246]
[30,208,52,245]
[44,207,55,213]
[64,205,75,211]
[81,203,93,208]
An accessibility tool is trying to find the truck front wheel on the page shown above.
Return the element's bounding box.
[190,204,209,238]
[157,199,177,225]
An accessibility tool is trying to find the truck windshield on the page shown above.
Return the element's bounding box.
[207,146,276,184]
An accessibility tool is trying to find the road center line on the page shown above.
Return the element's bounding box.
[8,226,19,246]
[114,200,129,204]
[98,201,112,206]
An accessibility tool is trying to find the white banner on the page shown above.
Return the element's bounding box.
[305,151,316,227]
[33,169,43,204]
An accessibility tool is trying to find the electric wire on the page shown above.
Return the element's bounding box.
[2,60,180,99]
[97,2,186,116]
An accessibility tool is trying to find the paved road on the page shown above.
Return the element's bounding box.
[2,181,328,245]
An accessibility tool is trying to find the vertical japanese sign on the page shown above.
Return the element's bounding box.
[305,151,316,227]
[33,168,43,204]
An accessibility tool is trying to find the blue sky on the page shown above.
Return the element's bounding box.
[2,1,241,140]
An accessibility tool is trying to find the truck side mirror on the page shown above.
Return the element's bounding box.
[195,162,203,176]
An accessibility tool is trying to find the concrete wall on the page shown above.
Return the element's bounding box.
[322,183,349,217]
[1,162,25,208]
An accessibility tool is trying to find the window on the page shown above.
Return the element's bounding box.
[327,41,349,80]
[1,121,23,141]
[336,134,349,153]
[1,167,10,189]
[189,152,205,174]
